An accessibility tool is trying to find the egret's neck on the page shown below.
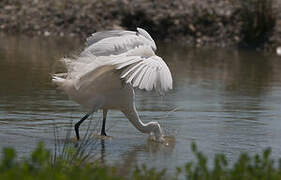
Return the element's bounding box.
[122,103,163,140]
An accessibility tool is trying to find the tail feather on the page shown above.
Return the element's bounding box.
[52,75,66,86]
[52,74,73,94]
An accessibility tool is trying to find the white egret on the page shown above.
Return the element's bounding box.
[52,28,173,142]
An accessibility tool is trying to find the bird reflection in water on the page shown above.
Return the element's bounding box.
[98,135,175,176]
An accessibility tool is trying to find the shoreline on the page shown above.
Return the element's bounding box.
[1,0,281,50]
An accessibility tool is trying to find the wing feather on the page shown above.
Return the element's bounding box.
[121,62,145,79]
[115,56,142,69]
[144,67,154,91]
[112,54,172,92]
[132,65,149,87]
[85,30,135,47]
[82,28,156,56]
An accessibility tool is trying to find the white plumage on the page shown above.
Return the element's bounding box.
[82,27,157,56]
[52,27,172,142]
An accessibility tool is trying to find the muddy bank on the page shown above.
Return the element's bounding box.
[1,0,281,49]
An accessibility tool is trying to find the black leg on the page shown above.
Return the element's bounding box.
[75,113,90,140]
[101,109,108,136]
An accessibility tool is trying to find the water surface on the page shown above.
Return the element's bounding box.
[1,34,281,174]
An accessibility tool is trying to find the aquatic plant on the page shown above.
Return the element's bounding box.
[0,142,120,180]
[52,116,101,166]
[0,142,166,180]
[1,141,281,179]
[181,142,281,180]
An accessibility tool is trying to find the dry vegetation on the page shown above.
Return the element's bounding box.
[1,0,280,49]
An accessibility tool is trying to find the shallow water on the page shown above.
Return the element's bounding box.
[1,34,281,174]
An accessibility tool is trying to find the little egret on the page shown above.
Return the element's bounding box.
[52,28,173,141]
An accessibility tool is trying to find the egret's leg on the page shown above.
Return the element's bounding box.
[101,109,108,136]
[75,113,90,140]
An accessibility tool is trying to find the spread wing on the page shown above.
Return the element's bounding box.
[109,48,173,92]
[64,28,172,93]
[82,27,157,56]
[85,30,135,47]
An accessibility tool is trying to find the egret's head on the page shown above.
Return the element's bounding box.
[150,122,164,142]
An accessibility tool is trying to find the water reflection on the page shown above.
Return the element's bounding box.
[98,136,175,176]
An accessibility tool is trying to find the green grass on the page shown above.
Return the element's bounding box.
[1,142,281,179]
[183,143,281,180]
[0,142,165,180]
